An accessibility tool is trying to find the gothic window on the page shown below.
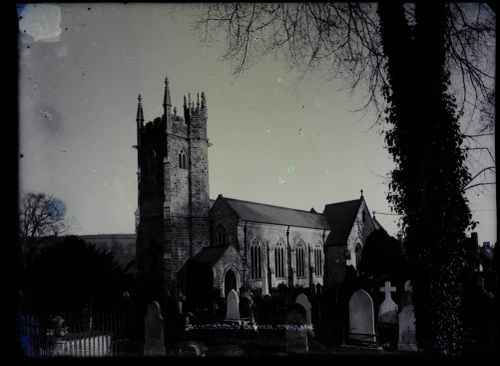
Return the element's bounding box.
[147,149,157,176]
[215,225,226,247]
[274,241,286,278]
[355,243,362,268]
[179,150,187,169]
[314,243,323,276]
[296,241,306,278]
[250,238,262,279]
[362,210,366,224]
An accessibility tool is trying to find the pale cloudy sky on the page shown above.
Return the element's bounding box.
[18,3,496,245]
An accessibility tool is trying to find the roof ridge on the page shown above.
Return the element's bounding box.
[224,196,323,216]
[324,198,361,207]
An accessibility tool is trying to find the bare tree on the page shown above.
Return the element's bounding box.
[191,2,495,354]
[19,192,74,258]
[193,3,494,122]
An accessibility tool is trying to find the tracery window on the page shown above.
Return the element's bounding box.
[215,225,226,246]
[314,243,323,276]
[296,240,306,278]
[250,238,262,279]
[274,241,286,278]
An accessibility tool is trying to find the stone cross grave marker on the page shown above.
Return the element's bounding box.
[285,304,309,353]
[378,281,398,324]
[225,289,241,321]
[348,289,376,344]
[144,301,166,356]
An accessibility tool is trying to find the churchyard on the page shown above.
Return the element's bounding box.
[20,277,418,357]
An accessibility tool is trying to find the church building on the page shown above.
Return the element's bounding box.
[134,78,381,314]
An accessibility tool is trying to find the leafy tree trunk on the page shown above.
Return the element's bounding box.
[378,2,472,355]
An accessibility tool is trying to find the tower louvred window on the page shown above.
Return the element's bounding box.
[179,150,187,169]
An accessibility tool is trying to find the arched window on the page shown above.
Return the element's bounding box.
[179,150,187,169]
[215,225,226,247]
[362,210,366,224]
[250,239,262,279]
[314,243,323,276]
[296,241,306,278]
[146,149,157,176]
[274,240,286,278]
[355,243,362,269]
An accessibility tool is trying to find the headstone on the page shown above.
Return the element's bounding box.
[295,293,314,335]
[404,280,412,292]
[225,289,240,321]
[295,293,312,326]
[143,301,166,356]
[378,281,398,324]
[398,304,417,352]
[285,304,309,353]
[348,289,376,344]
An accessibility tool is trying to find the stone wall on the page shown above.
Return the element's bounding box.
[345,199,376,269]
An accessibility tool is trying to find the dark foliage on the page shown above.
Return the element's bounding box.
[359,229,407,282]
[23,235,133,314]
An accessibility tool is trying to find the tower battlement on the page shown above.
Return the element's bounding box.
[135,77,211,308]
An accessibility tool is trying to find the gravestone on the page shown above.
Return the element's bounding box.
[295,293,312,326]
[295,293,313,335]
[285,304,309,353]
[348,289,376,344]
[378,281,398,324]
[398,281,416,352]
[225,289,240,321]
[143,301,166,356]
[398,304,417,352]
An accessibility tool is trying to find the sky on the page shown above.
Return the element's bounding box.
[18,3,496,245]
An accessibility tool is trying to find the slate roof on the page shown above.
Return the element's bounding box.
[190,246,231,266]
[322,199,362,246]
[222,197,330,230]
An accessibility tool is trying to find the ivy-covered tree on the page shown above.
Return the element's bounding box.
[192,2,495,354]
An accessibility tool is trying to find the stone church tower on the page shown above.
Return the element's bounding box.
[135,78,210,309]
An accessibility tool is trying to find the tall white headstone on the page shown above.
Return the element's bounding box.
[378,281,398,324]
[225,289,241,321]
[295,293,312,327]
